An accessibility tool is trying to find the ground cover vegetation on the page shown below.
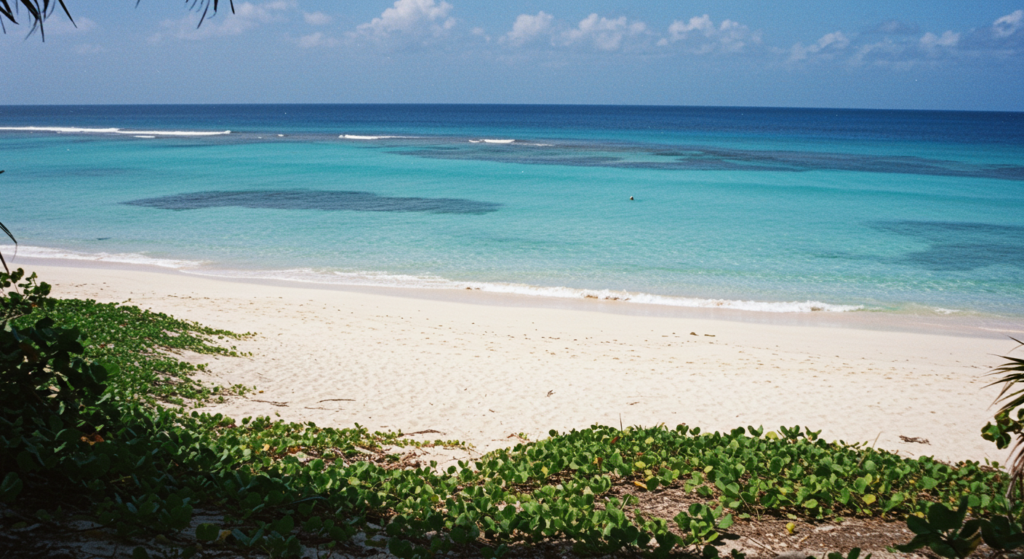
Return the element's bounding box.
[3,268,1024,557]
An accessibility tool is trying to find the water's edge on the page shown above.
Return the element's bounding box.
[11,253,1022,340]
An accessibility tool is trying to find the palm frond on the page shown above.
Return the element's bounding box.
[0,170,12,273]
[1,0,234,38]
[0,0,74,40]
[985,339,1024,511]
[986,338,1024,415]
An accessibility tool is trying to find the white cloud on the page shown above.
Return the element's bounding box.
[849,39,901,66]
[220,1,292,34]
[471,26,490,42]
[149,1,292,42]
[501,11,553,46]
[993,9,1023,38]
[303,11,332,26]
[353,0,455,41]
[560,13,646,51]
[789,31,849,61]
[296,31,337,48]
[920,30,959,51]
[662,14,714,42]
[657,15,758,54]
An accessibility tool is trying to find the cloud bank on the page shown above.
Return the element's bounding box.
[352,0,456,44]
[658,15,760,54]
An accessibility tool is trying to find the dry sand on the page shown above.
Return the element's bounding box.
[16,260,1024,466]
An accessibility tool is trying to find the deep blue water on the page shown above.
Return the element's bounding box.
[1,104,1022,318]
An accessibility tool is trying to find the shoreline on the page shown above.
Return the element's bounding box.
[9,258,1021,466]
[10,254,1023,340]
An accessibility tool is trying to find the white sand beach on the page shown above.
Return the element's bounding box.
[17,261,1022,466]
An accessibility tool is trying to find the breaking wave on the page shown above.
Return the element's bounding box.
[0,126,230,137]
[1,245,203,269]
[4,247,865,313]
[188,267,865,313]
[340,134,415,140]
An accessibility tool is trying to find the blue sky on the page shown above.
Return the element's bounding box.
[2,1,1022,110]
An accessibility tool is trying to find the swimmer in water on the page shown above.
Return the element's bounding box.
[630,196,634,200]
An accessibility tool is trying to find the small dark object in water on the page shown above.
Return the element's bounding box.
[629,196,634,200]
[97,237,111,241]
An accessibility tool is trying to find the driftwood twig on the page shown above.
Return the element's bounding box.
[251,399,288,407]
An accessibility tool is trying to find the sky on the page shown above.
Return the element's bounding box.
[1,1,1023,110]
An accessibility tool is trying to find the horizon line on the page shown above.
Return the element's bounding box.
[1,102,1022,115]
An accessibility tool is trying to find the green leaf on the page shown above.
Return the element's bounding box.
[803,499,819,509]
[927,502,964,532]
[16,451,37,473]
[928,541,961,559]
[906,515,931,535]
[196,523,219,542]
[0,473,23,504]
[271,515,295,536]
[702,544,721,558]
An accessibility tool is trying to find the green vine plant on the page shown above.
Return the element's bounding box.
[892,340,1024,558]
[3,269,1024,558]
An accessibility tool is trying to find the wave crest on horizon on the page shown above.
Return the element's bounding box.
[0,126,230,137]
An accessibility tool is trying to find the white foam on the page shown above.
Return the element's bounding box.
[0,126,120,134]
[462,283,863,313]
[340,134,411,140]
[0,126,230,137]
[1,244,202,269]
[187,267,863,313]
[470,139,515,144]
[0,244,864,314]
[134,135,157,139]
[114,129,230,137]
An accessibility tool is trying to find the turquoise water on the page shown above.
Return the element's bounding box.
[1,105,1022,318]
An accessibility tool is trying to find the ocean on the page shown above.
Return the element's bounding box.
[1,104,1022,327]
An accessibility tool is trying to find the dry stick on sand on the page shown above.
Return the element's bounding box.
[319,398,355,403]
[901,432,933,442]
[251,399,288,407]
